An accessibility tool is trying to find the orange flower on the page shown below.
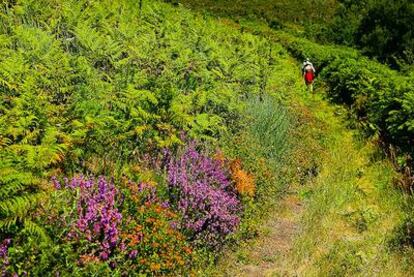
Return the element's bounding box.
[230,159,256,197]
[150,263,161,271]
[176,257,185,266]
[146,217,156,223]
[155,205,163,213]
[79,255,100,265]
[183,246,192,254]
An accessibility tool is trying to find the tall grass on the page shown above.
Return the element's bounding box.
[246,95,290,163]
[289,96,411,276]
[203,91,297,276]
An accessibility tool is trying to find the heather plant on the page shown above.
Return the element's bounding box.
[167,143,241,249]
[52,176,122,261]
[0,239,11,275]
[3,176,194,275]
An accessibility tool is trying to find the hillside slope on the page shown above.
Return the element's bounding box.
[0,1,413,275]
[0,0,297,275]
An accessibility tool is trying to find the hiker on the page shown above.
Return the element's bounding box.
[302,58,316,92]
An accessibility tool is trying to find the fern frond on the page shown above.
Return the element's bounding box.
[22,220,50,243]
[0,217,18,230]
[0,193,41,218]
[0,182,28,198]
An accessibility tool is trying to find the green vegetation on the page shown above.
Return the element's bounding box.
[0,0,297,275]
[275,32,414,172]
[314,0,414,69]
[171,0,338,26]
[177,0,414,69]
[292,94,411,276]
[212,56,413,276]
[1,0,414,275]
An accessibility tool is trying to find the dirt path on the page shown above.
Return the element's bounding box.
[240,193,302,277]
[215,188,303,277]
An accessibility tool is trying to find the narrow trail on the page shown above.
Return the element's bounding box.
[215,187,303,277]
[214,61,409,276]
[232,192,302,276]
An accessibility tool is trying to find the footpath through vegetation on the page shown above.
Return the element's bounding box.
[213,57,412,276]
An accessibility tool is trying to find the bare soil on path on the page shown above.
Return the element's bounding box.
[217,189,303,277]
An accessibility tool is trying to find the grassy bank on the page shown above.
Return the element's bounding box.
[291,93,412,276]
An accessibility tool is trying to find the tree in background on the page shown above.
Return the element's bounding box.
[356,0,414,68]
[323,0,371,45]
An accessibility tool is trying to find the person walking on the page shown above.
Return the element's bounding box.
[302,58,316,92]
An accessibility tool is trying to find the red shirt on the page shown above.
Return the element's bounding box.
[305,71,314,84]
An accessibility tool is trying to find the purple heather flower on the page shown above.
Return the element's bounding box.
[55,176,122,261]
[128,250,138,259]
[161,201,170,209]
[120,242,126,252]
[1,238,11,274]
[51,176,61,189]
[167,143,240,248]
[100,251,109,261]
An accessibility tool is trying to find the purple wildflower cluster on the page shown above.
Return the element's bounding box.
[53,176,122,260]
[0,239,11,275]
[167,144,240,247]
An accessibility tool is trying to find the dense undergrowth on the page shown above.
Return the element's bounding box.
[168,0,338,27]
[0,0,299,275]
[2,0,414,275]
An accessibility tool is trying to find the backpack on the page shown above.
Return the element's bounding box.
[303,62,314,73]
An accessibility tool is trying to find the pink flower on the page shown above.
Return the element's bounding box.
[128,250,138,259]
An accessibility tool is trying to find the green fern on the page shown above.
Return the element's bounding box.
[21,220,51,244]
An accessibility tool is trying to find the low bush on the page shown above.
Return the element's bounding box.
[1,139,269,274]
